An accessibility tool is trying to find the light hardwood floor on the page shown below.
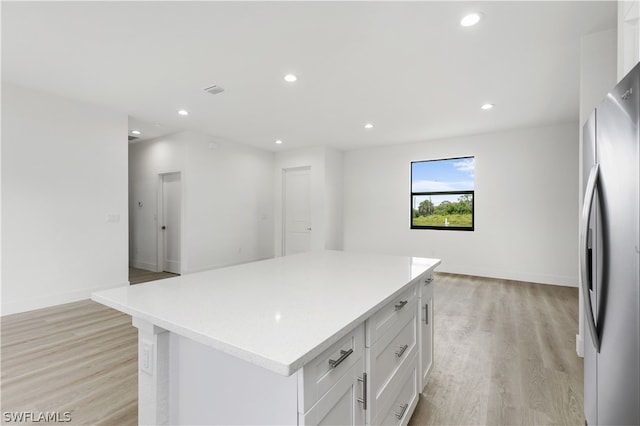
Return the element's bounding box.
[409,274,583,425]
[129,267,179,285]
[1,300,138,425]
[1,273,583,425]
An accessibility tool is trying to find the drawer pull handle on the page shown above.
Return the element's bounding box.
[394,300,408,311]
[395,344,409,358]
[357,372,367,410]
[395,403,409,420]
[328,348,353,369]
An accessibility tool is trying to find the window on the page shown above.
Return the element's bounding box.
[411,156,475,231]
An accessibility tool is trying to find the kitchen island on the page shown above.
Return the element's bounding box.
[92,250,440,425]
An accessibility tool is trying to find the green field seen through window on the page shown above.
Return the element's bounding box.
[412,213,472,228]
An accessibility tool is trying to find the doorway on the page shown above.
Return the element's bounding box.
[282,166,311,256]
[158,172,181,273]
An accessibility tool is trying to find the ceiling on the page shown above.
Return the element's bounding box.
[2,1,616,151]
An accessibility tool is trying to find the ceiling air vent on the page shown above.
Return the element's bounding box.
[204,85,224,95]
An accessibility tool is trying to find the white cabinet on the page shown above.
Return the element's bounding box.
[365,280,421,425]
[302,274,433,426]
[376,354,419,426]
[164,275,436,426]
[299,324,366,425]
[294,271,437,426]
[300,360,366,426]
[419,273,434,392]
[366,284,418,345]
[299,324,365,409]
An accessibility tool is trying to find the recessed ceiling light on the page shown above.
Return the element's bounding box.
[284,74,297,83]
[460,13,482,27]
[275,139,283,144]
[481,103,494,110]
[177,109,189,116]
[131,130,141,135]
[364,123,374,129]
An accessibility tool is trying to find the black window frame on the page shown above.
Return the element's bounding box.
[410,157,475,231]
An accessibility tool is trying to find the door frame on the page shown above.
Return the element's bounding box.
[156,171,183,273]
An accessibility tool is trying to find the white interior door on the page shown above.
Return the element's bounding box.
[160,172,181,273]
[283,167,311,256]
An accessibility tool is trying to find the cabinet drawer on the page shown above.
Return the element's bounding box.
[369,307,417,403]
[299,323,365,412]
[299,358,366,426]
[366,284,417,346]
[376,354,419,426]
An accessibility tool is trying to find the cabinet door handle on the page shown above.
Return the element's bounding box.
[357,373,368,410]
[394,300,408,311]
[395,344,409,358]
[425,276,433,284]
[425,303,429,325]
[328,348,353,369]
[395,403,409,420]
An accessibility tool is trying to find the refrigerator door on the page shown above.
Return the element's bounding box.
[580,111,599,425]
[582,111,598,426]
[595,63,639,425]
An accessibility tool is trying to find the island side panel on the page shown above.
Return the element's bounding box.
[169,333,299,425]
[132,318,170,425]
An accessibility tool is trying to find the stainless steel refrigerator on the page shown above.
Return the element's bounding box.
[581,61,639,426]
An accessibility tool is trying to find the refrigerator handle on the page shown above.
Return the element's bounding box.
[580,163,601,353]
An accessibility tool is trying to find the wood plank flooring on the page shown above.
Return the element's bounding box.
[409,273,583,426]
[1,300,138,425]
[1,273,583,425]
[129,267,179,285]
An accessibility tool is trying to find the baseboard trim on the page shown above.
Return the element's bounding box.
[1,281,130,316]
[435,264,578,287]
[130,259,158,272]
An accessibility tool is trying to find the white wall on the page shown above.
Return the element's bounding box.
[129,131,274,274]
[618,0,640,81]
[325,147,344,251]
[580,29,618,128]
[2,83,129,315]
[273,146,343,256]
[343,123,579,286]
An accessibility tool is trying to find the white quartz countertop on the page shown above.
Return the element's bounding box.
[92,250,440,376]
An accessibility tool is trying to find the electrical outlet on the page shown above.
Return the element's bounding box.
[140,340,153,375]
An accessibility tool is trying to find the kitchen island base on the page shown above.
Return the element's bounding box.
[93,251,440,425]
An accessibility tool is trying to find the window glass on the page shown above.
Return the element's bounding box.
[411,157,475,230]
